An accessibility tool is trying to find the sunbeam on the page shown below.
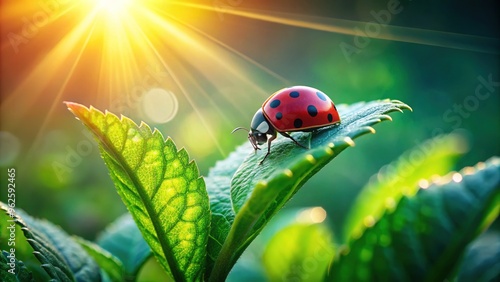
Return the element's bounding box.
[1,0,290,161]
[27,20,100,157]
[166,14,290,85]
[129,14,230,157]
[170,2,499,54]
[2,8,98,120]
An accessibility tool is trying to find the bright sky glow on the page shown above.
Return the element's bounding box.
[95,0,132,13]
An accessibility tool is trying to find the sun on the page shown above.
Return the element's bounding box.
[90,0,133,16]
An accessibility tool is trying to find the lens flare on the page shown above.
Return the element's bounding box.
[142,88,178,124]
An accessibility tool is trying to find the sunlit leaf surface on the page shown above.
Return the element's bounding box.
[263,221,335,282]
[204,145,249,277]
[209,99,411,281]
[1,250,34,282]
[66,102,210,281]
[75,237,124,282]
[328,157,500,281]
[0,203,100,282]
[343,133,468,242]
[96,213,151,279]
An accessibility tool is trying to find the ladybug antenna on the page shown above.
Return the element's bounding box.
[231,127,249,134]
[232,127,261,151]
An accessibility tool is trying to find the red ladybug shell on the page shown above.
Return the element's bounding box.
[262,86,340,132]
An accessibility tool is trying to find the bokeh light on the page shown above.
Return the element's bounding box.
[0,131,21,165]
[297,207,327,223]
[141,88,179,124]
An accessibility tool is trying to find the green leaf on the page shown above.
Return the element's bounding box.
[204,145,248,277]
[0,203,101,282]
[209,99,411,281]
[262,213,335,282]
[263,223,334,282]
[96,213,151,279]
[343,133,467,242]
[66,102,211,281]
[75,237,124,282]
[227,207,331,281]
[327,157,500,281]
[1,250,34,282]
[0,208,50,281]
[0,207,35,262]
[228,207,330,281]
[456,232,500,282]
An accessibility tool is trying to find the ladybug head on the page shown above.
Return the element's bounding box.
[232,109,275,152]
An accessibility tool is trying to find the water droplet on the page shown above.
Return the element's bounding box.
[283,169,293,178]
[305,154,316,164]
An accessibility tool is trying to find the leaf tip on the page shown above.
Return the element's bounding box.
[366,126,376,134]
[26,238,36,244]
[64,101,86,111]
[390,100,413,111]
[343,137,355,147]
[64,101,78,113]
[400,103,413,112]
[64,102,93,122]
[379,114,393,122]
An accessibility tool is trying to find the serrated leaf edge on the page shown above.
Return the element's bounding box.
[66,102,208,282]
[209,100,411,281]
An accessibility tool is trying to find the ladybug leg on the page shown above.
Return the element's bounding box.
[280,132,309,149]
[259,131,277,165]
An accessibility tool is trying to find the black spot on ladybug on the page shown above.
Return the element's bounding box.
[289,91,300,98]
[275,112,283,120]
[294,118,303,128]
[327,113,333,122]
[316,91,327,101]
[270,99,281,108]
[307,105,318,117]
[332,102,337,110]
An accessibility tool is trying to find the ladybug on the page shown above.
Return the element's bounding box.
[233,86,341,164]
